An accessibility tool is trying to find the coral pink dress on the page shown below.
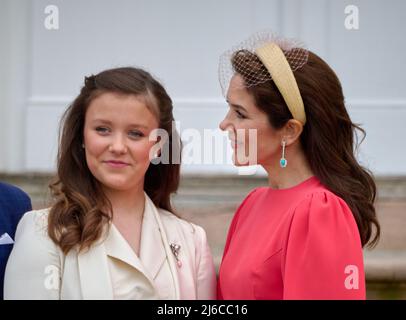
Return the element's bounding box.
[217,176,365,300]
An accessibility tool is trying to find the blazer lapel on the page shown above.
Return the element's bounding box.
[143,193,181,299]
[104,223,149,274]
[77,193,178,299]
[77,242,114,300]
[139,194,167,280]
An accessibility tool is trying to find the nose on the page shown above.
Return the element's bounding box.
[109,134,127,154]
[219,110,231,131]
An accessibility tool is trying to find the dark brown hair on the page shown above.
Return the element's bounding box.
[232,50,380,248]
[48,67,181,254]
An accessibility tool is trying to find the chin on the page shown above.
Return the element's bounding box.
[232,152,257,167]
[97,175,134,191]
[103,182,131,192]
[232,156,253,167]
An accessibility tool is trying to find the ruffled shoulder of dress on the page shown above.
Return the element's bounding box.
[294,189,353,217]
[282,190,365,299]
[286,190,362,249]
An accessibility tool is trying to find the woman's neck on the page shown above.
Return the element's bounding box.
[103,184,145,257]
[262,145,314,190]
[104,185,145,221]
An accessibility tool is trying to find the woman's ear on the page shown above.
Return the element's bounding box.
[282,119,303,146]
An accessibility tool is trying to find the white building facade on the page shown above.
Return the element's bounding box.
[0,0,405,176]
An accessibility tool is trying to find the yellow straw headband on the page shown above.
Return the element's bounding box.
[255,43,307,125]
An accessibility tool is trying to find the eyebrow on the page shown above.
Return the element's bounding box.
[91,119,149,130]
[226,99,248,113]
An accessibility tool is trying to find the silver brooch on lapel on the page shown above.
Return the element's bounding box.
[170,243,182,268]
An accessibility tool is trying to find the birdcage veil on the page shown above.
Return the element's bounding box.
[218,30,309,125]
[218,30,309,96]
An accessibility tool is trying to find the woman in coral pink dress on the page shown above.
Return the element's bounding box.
[216,32,380,300]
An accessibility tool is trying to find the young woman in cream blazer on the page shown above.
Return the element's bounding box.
[4,67,216,300]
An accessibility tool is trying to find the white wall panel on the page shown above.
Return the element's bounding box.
[0,0,404,175]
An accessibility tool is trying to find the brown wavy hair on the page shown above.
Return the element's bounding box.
[231,50,380,248]
[48,67,181,254]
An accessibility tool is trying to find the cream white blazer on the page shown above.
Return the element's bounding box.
[4,193,216,300]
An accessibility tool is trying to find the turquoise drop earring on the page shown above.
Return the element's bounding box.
[280,140,287,168]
